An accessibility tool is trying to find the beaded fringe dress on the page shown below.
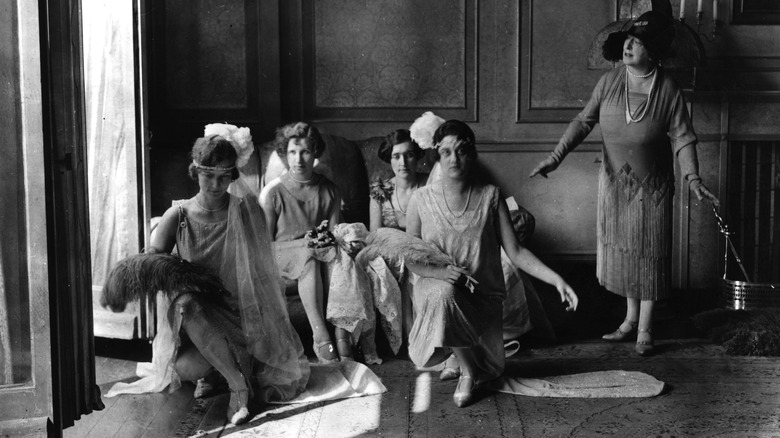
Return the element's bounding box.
[559,66,697,301]
[596,160,673,301]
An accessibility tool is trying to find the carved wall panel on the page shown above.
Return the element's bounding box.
[164,0,248,110]
[303,0,477,121]
[518,0,613,122]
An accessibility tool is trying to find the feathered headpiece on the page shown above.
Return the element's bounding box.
[204,123,255,168]
[100,253,227,313]
[409,111,445,150]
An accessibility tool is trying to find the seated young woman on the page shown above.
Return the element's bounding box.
[404,120,579,408]
[143,132,309,425]
[358,129,429,363]
[369,128,429,232]
[259,122,370,363]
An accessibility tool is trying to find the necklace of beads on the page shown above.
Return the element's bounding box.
[626,66,656,78]
[442,184,472,218]
[625,67,657,124]
[195,194,228,212]
[392,181,418,214]
[289,172,313,184]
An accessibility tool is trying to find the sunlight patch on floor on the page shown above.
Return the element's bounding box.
[412,371,431,413]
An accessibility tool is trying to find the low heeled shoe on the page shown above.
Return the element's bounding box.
[227,385,251,425]
[635,329,655,356]
[602,319,637,342]
[314,341,340,364]
[453,375,476,408]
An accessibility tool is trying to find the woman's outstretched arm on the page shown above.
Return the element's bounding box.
[496,200,578,311]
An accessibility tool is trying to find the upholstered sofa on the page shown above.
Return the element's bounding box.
[233,133,550,347]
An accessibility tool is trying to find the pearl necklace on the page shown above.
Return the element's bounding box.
[392,181,418,214]
[289,172,313,184]
[626,66,656,78]
[625,67,657,124]
[442,184,472,218]
[195,194,228,212]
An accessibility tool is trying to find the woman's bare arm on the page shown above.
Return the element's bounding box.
[147,205,179,254]
[369,198,382,232]
[258,189,278,239]
[496,201,578,311]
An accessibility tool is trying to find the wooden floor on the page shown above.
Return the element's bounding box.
[65,341,199,438]
[64,269,780,437]
[65,336,780,438]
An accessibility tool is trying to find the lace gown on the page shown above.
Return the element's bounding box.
[408,182,506,381]
[360,176,428,355]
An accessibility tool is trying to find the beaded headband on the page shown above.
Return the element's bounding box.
[192,161,236,172]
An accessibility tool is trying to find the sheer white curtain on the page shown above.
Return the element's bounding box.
[83,0,139,289]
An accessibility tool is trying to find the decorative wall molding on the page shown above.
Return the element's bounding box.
[516,0,612,123]
[732,0,780,24]
[153,0,280,126]
[475,141,602,153]
[301,0,478,122]
[164,0,249,110]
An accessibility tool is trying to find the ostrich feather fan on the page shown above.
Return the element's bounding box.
[358,227,456,267]
[101,252,226,313]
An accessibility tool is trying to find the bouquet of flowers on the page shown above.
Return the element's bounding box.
[305,220,336,248]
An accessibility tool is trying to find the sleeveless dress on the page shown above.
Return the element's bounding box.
[368,174,428,230]
[171,196,310,403]
[263,173,372,338]
[106,195,310,402]
[408,182,506,381]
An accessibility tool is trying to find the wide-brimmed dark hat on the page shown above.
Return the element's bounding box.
[627,10,675,58]
[602,10,675,62]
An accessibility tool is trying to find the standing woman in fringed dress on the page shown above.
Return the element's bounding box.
[405,120,578,407]
[529,6,719,356]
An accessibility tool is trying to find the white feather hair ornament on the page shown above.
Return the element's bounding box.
[409,111,445,150]
[204,123,255,168]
